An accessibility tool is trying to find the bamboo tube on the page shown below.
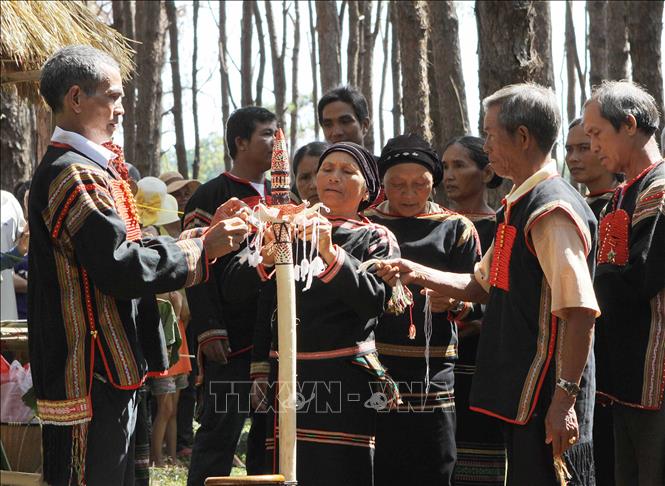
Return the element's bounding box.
[274,232,297,483]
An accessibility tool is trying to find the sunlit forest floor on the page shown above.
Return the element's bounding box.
[149,418,250,485]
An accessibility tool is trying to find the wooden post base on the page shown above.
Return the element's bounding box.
[204,475,287,485]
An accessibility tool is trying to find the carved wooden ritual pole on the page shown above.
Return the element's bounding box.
[270,128,297,485]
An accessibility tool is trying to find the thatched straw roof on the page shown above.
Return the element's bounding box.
[0,0,135,103]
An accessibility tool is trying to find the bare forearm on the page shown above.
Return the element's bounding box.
[412,264,488,304]
[557,308,595,386]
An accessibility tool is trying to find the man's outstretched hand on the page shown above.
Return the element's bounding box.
[374,258,424,287]
[211,198,252,226]
[202,217,248,259]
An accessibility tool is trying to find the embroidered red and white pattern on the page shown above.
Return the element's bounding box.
[272,427,376,449]
[36,396,92,425]
[109,178,142,242]
[102,141,130,182]
[598,209,630,266]
[488,223,517,291]
[269,340,376,360]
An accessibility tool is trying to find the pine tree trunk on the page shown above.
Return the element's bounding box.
[606,0,629,80]
[428,0,469,152]
[532,1,555,88]
[565,0,577,123]
[165,0,188,178]
[134,0,166,176]
[476,0,554,208]
[219,0,232,170]
[265,0,287,129]
[112,0,137,165]
[378,7,390,148]
[253,0,266,106]
[241,0,253,106]
[627,1,664,138]
[427,37,441,152]
[308,0,320,139]
[0,87,34,191]
[390,2,401,138]
[316,1,341,92]
[360,1,381,153]
[192,0,201,179]
[587,0,608,88]
[347,1,360,87]
[356,1,367,93]
[290,1,301,152]
[394,1,431,141]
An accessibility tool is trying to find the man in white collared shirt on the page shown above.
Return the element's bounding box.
[29,45,250,486]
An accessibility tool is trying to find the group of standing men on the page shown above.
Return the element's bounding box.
[25,43,664,486]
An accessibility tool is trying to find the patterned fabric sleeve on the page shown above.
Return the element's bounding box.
[43,163,208,298]
[313,225,400,321]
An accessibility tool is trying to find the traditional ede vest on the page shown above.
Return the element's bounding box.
[595,161,665,410]
[469,175,596,424]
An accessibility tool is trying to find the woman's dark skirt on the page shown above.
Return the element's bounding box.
[264,354,388,486]
[374,356,457,486]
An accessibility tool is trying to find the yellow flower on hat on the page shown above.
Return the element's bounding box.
[135,177,168,227]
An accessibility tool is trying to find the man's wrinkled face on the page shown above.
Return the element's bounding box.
[77,64,124,144]
[482,105,519,180]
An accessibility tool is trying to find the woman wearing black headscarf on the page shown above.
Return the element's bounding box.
[365,134,480,486]
[248,142,400,486]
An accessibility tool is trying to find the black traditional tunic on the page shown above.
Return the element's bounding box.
[183,171,271,359]
[183,171,272,483]
[365,201,479,486]
[471,174,597,484]
[594,161,665,410]
[28,142,208,484]
[250,216,399,486]
[585,189,614,221]
[453,211,506,486]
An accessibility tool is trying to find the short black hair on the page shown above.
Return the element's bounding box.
[443,135,503,189]
[586,80,660,136]
[226,107,277,158]
[317,85,369,124]
[568,117,583,129]
[40,45,119,113]
[292,141,329,176]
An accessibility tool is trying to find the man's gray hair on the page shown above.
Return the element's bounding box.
[586,80,660,136]
[482,83,561,154]
[40,45,119,113]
